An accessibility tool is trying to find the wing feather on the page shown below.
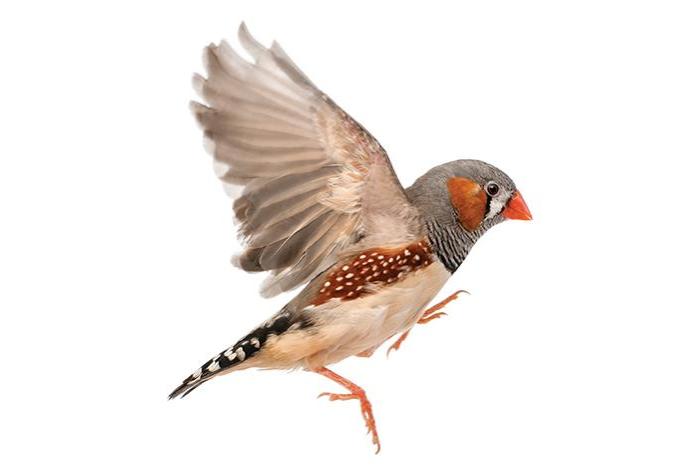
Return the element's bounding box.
[192,24,422,297]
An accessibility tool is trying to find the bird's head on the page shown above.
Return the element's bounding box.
[407,159,531,271]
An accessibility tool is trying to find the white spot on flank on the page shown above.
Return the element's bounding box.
[414,254,421,261]
[335,285,344,291]
[377,255,384,260]
[336,276,343,282]
[404,249,411,256]
[359,254,367,259]
[356,285,363,290]
[342,265,349,271]
[347,291,354,297]
[345,282,353,286]
[345,273,354,279]
[324,281,331,287]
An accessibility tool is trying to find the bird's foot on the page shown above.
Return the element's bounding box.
[386,330,410,357]
[387,289,468,356]
[421,289,467,318]
[315,367,381,453]
[318,390,380,452]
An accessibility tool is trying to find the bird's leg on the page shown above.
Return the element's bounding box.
[387,290,467,356]
[315,367,381,453]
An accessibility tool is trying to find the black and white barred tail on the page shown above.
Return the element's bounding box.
[168,310,296,399]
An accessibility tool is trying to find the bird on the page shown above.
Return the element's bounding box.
[169,23,532,453]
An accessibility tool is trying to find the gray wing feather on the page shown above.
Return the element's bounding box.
[191,23,422,297]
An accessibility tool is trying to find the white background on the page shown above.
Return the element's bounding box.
[1,1,688,466]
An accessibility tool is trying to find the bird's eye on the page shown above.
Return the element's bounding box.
[485,182,500,197]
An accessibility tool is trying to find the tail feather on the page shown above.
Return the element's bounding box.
[168,377,206,399]
[169,373,213,400]
[169,309,296,399]
[168,346,248,400]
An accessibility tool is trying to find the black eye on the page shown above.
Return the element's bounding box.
[485,182,500,197]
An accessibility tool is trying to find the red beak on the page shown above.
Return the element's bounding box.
[503,191,532,220]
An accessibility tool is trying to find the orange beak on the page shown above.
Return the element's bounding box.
[503,191,532,220]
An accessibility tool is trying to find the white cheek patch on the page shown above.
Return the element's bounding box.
[486,191,511,220]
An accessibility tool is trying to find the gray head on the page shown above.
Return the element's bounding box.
[406,159,531,272]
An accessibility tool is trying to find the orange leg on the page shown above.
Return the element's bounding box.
[315,367,381,454]
[387,290,467,356]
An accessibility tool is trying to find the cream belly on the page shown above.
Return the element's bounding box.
[258,262,451,370]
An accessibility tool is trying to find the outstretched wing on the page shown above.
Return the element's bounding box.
[191,24,422,297]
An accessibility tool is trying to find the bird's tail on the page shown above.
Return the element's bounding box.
[169,310,294,399]
[168,336,260,400]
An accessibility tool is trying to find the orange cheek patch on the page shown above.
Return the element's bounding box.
[447,177,487,231]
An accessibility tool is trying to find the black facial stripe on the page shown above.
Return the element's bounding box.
[484,194,493,220]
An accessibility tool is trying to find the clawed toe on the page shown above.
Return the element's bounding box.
[386,330,410,356]
[318,392,357,402]
[316,368,381,453]
[417,311,447,324]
